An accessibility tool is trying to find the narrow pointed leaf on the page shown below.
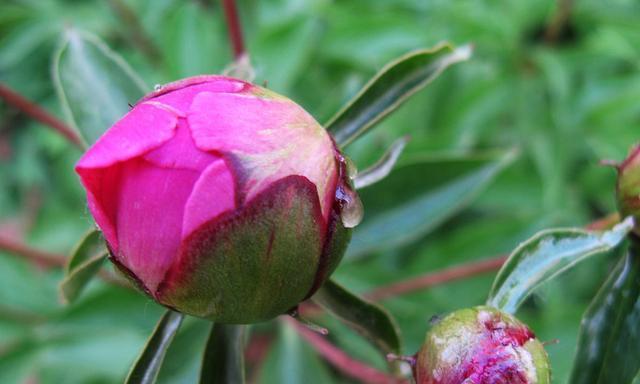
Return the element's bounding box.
[59,229,106,303]
[199,324,246,384]
[326,43,472,147]
[52,28,147,146]
[65,229,104,273]
[126,310,184,384]
[348,149,516,259]
[569,242,640,384]
[487,217,634,314]
[59,253,107,304]
[354,136,409,190]
[312,279,401,356]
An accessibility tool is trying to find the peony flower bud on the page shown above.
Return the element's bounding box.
[617,145,640,234]
[75,75,360,323]
[414,306,550,384]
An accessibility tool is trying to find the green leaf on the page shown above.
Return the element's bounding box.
[126,310,184,384]
[353,136,409,190]
[199,324,245,384]
[633,370,640,384]
[312,279,401,356]
[64,229,103,273]
[59,229,107,304]
[59,253,106,304]
[159,2,229,79]
[569,241,640,384]
[487,217,634,314]
[347,149,517,259]
[52,28,147,146]
[326,42,472,147]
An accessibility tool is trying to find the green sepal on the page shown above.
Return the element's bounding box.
[158,176,324,324]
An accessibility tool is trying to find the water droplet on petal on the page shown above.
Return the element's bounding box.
[154,84,163,91]
[335,183,363,228]
[345,156,358,180]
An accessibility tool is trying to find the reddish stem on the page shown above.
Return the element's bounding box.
[0,233,67,268]
[364,213,623,301]
[585,212,621,231]
[221,0,246,59]
[0,83,84,149]
[286,318,407,384]
[365,255,508,302]
[0,233,127,287]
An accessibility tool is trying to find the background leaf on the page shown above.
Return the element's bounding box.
[569,241,640,384]
[347,149,517,259]
[59,229,106,303]
[326,43,471,147]
[64,229,103,273]
[312,279,401,357]
[487,217,633,314]
[200,324,246,384]
[59,253,106,304]
[126,310,184,384]
[52,28,147,146]
[2,0,640,382]
[353,136,409,190]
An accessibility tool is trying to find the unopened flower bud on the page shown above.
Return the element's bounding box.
[75,75,360,323]
[414,306,550,384]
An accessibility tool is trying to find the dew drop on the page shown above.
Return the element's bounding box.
[335,183,363,228]
[345,156,358,180]
[334,153,363,228]
[154,84,163,91]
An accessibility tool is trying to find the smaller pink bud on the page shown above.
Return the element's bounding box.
[617,144,640,234]
[414,306,550,384]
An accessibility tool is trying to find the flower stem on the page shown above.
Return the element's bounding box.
[0,233,67,268]
[286,318,407,384]
[0,233,127,287]
[221,0,246,59]
[365,255,508,302]
[0,83,84,149]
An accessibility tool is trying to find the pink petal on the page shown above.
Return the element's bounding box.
[142,76,247,115]
[188,91,337,222]
[115,159,200,292]
[76,103,179,250]
[182,159,236,238]
[76,103,177,169]
[143,119,218,172]
[79,166,121,251]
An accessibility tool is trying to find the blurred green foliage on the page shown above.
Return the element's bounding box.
[0,0,639,382]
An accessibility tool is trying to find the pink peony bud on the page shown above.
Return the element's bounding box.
[414,306,550,384]
[75,75,360,323]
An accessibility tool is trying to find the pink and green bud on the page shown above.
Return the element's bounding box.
[414,306,550,384]
[617,145,640,234]
[75,75,359,323]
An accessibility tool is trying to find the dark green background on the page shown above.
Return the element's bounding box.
[0,0,638,382]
